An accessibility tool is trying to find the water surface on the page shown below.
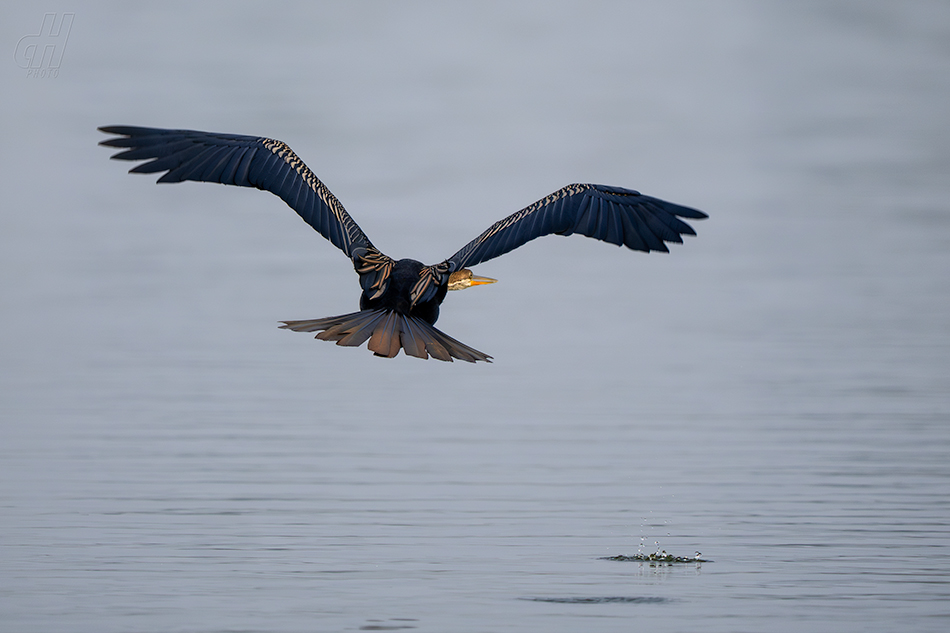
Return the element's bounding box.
[2,2,948,632]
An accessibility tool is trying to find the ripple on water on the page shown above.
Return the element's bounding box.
[519,596,670,604]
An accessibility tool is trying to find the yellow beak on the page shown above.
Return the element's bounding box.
[469,275,498,286]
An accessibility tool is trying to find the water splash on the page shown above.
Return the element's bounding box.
[601,546,709,564]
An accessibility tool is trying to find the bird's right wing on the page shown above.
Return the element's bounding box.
[444,183,708,271]
[99,126,394,297]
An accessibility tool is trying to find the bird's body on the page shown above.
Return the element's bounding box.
[362,259,443,321]
[99,126,707,362]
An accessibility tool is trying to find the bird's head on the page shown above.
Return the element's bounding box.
[447,269,497,291]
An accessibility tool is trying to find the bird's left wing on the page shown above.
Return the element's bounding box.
[98,126,380,261]
[445,183,707,271]
[410,184,707,307]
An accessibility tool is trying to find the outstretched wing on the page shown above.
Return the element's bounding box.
[99,126,394,299]
[445,183,707,271]
[409,183,707,308]
[98,126,381,260]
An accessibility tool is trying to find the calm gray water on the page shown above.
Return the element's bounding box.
[2,2,949,632]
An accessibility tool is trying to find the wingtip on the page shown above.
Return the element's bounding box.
[691,208,710,220]
[97,125,131,136]
[677,205,709,220]
[97,126,120,147]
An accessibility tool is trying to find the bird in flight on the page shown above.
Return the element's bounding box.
[99,126,707,363]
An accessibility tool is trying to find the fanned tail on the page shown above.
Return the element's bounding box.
[279,309,492,363]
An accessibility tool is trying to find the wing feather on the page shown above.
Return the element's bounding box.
[444,183,707,270]
[99,126,376,259]
[603,201,624,246]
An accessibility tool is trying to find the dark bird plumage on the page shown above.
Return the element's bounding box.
[99,125,707,362]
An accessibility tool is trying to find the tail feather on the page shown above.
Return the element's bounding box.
[398,315,430,360]
[331,313,385,346]
[279,310,384,347]
[335,311,386,347]
[280,310,492,363]
[426,325,489,363]
[368,311,401,358]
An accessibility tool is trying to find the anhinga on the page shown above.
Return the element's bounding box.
[99,126,707,363]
